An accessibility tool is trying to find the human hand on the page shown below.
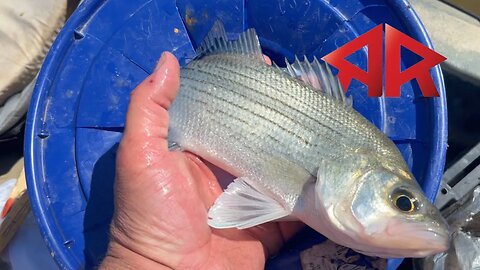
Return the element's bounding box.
[100,52,304,270]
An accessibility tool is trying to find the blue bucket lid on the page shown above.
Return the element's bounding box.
[25,0,447,269]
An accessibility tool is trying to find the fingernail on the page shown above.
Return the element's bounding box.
[1,198,14,218]
[154,52,167,71]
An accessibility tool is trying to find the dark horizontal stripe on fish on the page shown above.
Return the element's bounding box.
[181,68,347,145]
[176,92,330,166]
[187,56,351,132]
[180,73,350,154]
[180,75,355,158]
[183,62,351,141]
[179,79,318,149]
[200,62,384,155]
[213,61,351,131]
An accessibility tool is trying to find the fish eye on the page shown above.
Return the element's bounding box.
[392,189,418,213]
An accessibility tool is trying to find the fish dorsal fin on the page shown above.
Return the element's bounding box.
[279,56,352,106]
[196,20,263,60]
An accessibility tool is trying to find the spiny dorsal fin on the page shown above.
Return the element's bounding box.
[196,20,263,60]
[279,56,353,106]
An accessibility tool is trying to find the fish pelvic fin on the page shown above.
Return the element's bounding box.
[208,176,291,229]
[274,56,353,106]
[196,20,263,61]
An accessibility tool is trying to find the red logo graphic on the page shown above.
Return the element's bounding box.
[322,24,446,97]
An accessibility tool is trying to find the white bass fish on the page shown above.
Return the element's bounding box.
[168,22,449,258]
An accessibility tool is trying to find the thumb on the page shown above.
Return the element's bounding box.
[119,52,180,167]
[123,52,179,148]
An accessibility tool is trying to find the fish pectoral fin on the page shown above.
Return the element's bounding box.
[275,215,300,222]
[208,177,291,229]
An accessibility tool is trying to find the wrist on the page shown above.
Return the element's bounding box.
[100,240,171,270]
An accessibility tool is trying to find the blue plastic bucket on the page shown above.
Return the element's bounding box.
[25,0,447,269]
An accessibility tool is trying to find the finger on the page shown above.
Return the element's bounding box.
[122,52,180,151]
[263,55,272,66]
[246,221,305,258]
[267,221,305,257]
[184,153,223,207]
[278,221,305,242]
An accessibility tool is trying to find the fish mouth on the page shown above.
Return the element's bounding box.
[354,246,446,259]
[380,219,451,257]
[353,227,450,258]
[346,219,450,258]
